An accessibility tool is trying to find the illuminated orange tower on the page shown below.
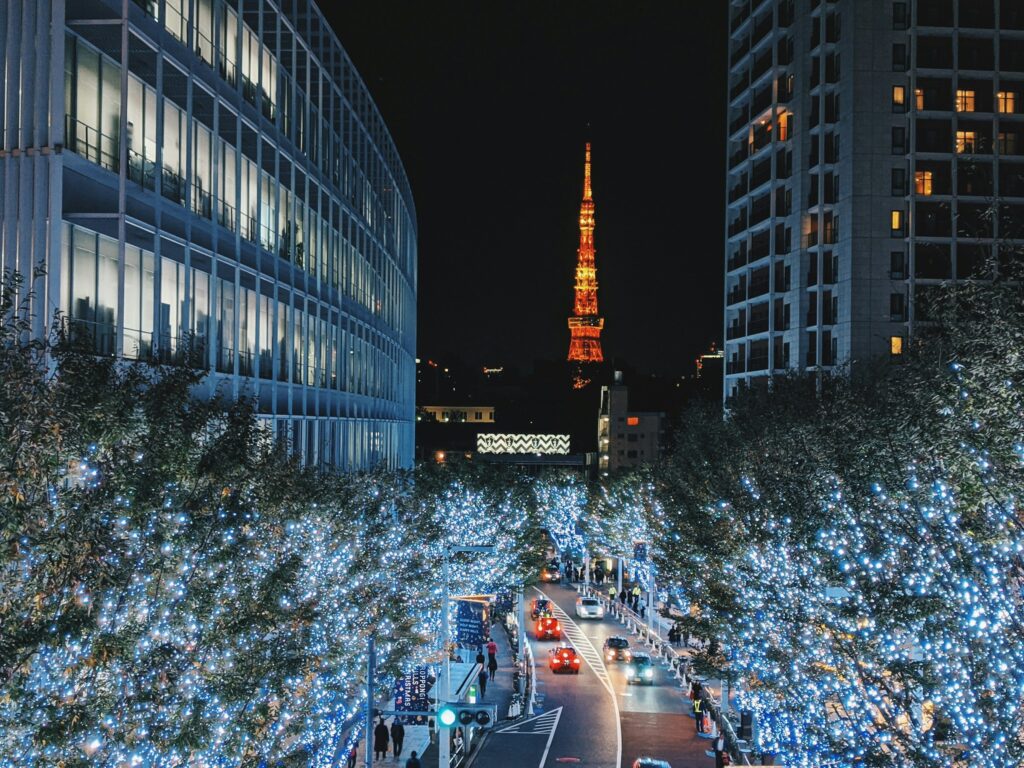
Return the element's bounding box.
[567,142,605,366]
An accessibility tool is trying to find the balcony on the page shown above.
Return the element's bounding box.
[727,323,745,340]
[748,316,769,334]
[748,355,769,371]
[752,13,774,48]
[727,359,747,374]
[748,278,770,299]
[727,287,747,306]
[66,116,119,174]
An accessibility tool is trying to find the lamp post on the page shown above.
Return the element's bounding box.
[439,545,494,768]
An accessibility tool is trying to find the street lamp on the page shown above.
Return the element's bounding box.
[439,545,494,768]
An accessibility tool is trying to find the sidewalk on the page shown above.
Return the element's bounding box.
[421,621,520,768]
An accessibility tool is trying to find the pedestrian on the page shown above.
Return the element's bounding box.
[475,650,486,668]
[714,732,727,768]
[373,718,389,760]
[405,750,421,768]
[346,741,358,768]
[608,585,617,603]
[694,696,705,733]
[487,653,498,681]
[391,719,405,759]
[486,638,498,660]
[619,589,627,605]
[478,669,488,698]
[631,585,642,609]
[639,601,646,619]
[453,729,464,755]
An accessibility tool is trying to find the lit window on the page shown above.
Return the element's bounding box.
[956,130,976,154]
[627,416,639,426]
[890,335,903,356]
[890,210,903,234]
[915,88,924,110]
[915,170,933,195]
[998,91,1017,114]
[955,89,975,112]
[892,86,905,110]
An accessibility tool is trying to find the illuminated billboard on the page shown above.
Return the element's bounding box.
[476,434,571,455]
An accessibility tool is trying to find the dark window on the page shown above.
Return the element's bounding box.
[893,44,907,71]
[892,167,907,195]
[890,292,906,321]
[892,127,906,154]
[893,2,908,30]
[890,250,906,279]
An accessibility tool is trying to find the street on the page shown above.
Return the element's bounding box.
[472,583,714,768]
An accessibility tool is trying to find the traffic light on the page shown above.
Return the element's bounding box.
[435,704,492,728]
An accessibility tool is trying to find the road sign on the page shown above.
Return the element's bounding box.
[456,599,485,647]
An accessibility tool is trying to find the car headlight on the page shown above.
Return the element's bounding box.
[643,668,653,679]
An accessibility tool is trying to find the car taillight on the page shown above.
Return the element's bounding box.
[554,622,560,630]
[573,658,581,665]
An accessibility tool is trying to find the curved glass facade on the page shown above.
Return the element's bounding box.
[0,0,417,469]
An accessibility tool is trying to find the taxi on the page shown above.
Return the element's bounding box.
[624,652,655,685]
[534,615,562,640]
[548,646,582,674]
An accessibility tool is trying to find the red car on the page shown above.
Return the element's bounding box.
[535,616,561,640]
[549,646,582,674]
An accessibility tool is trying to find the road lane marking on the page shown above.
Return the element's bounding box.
[535,588,622,768]
[537,705,563,768]
[495,708,561,735]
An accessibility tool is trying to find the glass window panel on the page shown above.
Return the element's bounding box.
[191,268,210,365]
[218,278,235,373]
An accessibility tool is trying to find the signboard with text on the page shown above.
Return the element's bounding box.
[393,666,433,724]
[456,599,486,647]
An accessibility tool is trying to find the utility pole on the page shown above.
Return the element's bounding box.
[439,545,494,768]
[364,636,376,768]
[440,551,451,768]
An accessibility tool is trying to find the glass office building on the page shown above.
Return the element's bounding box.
[0,0,417,469]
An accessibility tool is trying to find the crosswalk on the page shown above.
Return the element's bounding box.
[534,588,613,696]
[495,706,562,735]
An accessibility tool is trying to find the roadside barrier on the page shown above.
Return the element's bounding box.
[578,583,751,765]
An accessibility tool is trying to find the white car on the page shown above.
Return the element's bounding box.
[575,596,605,619]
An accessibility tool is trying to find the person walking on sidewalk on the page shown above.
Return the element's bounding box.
[346,741,358,768]
[373,718,389,760]
[486,638,498,661]
[405,750,421,768]
[391,719,405,759]
[694,696,705,733]
[608,585,617,604]
[478,669,488,699]
[487,653,498,681]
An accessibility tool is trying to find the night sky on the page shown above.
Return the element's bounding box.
[327,2,728,376]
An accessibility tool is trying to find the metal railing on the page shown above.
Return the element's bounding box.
[65,116,118,173]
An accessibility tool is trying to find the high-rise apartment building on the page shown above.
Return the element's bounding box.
[724,0,1024,398]
[0,0,417,468]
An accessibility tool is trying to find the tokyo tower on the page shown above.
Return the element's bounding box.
[567,142,605,369]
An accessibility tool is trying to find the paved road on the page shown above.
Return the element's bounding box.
[472,584,713,768]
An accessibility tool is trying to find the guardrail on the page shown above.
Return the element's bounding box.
[523,637,537,717]
[580,585,752,765]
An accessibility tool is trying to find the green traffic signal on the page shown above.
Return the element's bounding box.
[438,706,457,727]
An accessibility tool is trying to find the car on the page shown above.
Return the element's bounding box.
[602,636,631,662]
[632,759,672,768]
[549,646,582,674]
[540,562,561,582]
[530,598,552,619]
[575,596,605,619]
[624,652,655,685]
[535,616,562,640]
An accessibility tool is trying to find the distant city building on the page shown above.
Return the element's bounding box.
[597,371,664,474]
[1,0,416,468]
[724,0,1024,399]
[420,405,496,423]
[567,143,605,386]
